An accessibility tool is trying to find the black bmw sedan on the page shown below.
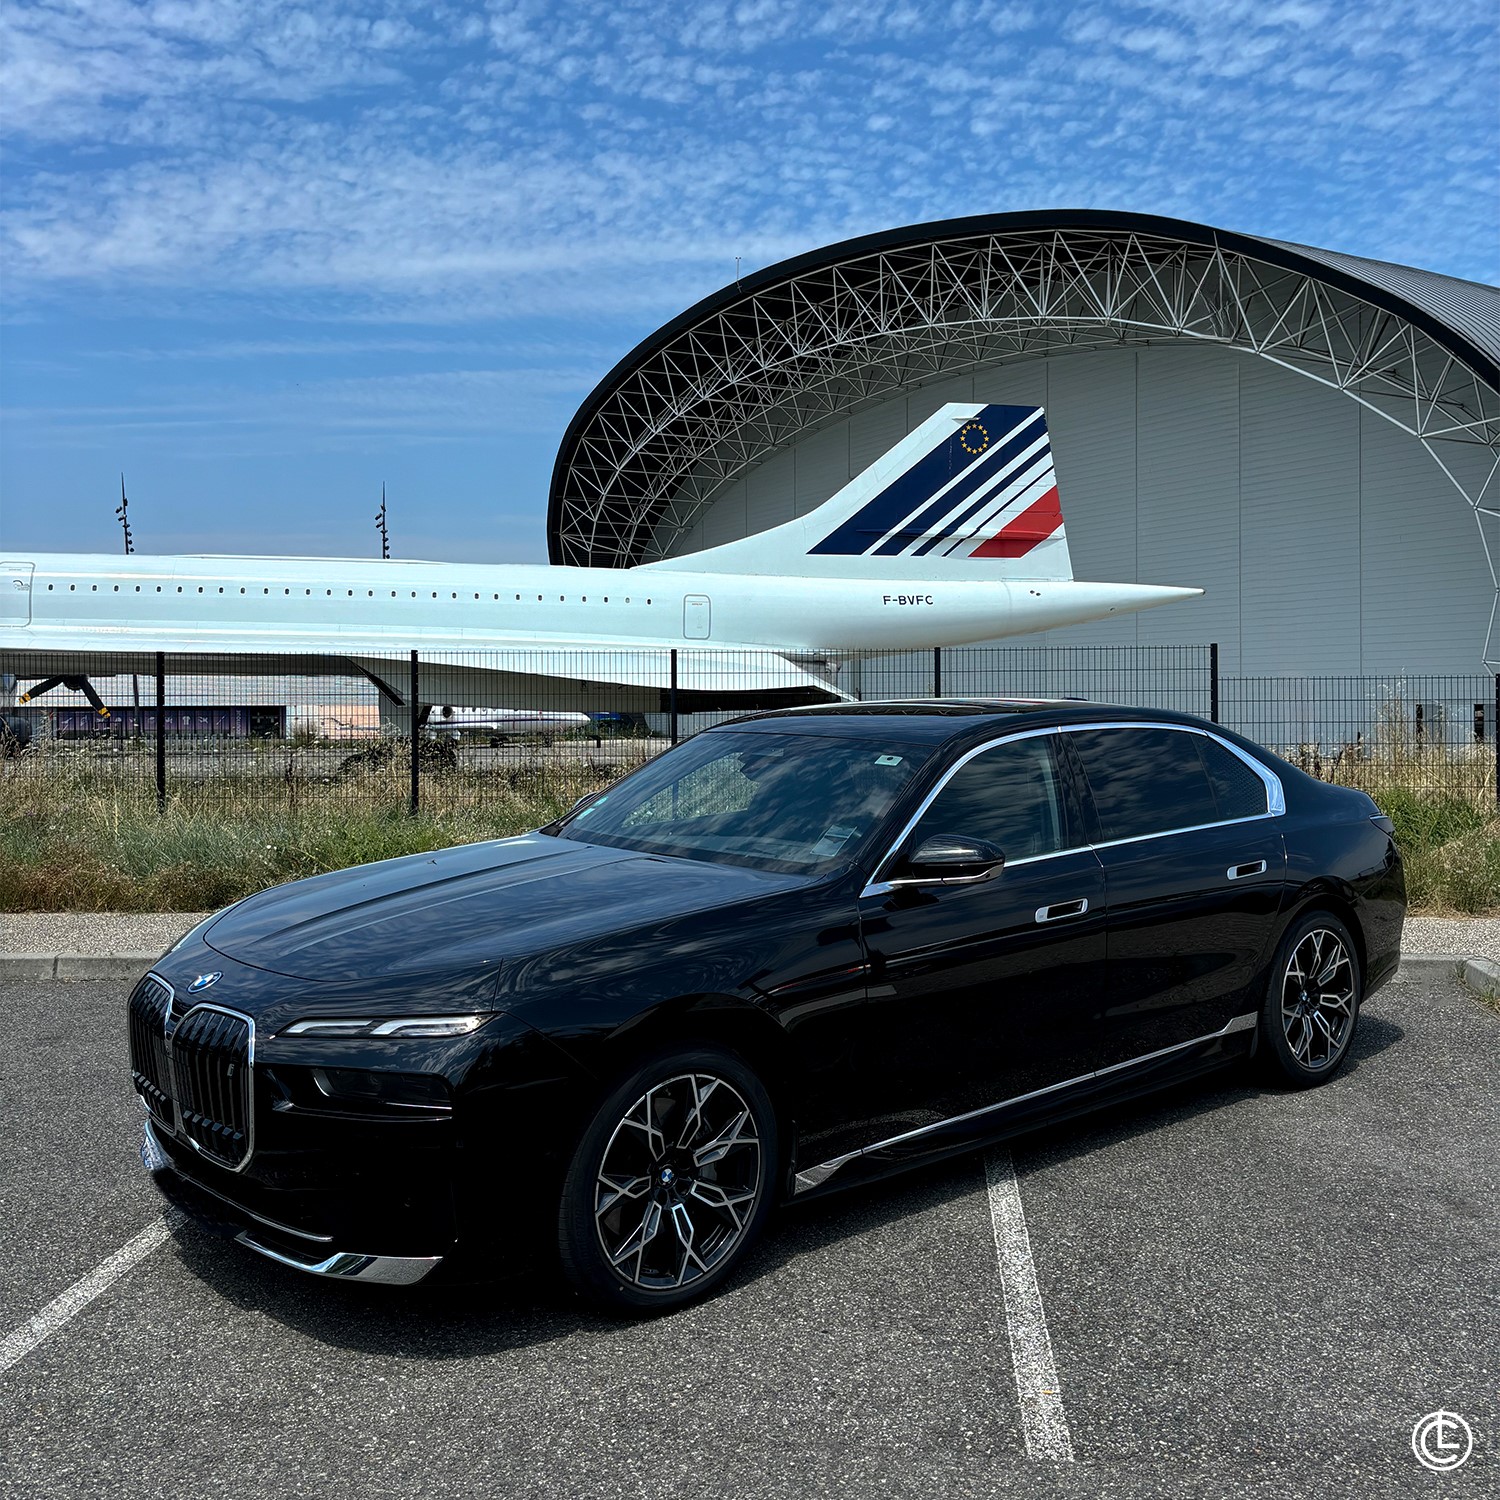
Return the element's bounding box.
[130,701,1404,1311]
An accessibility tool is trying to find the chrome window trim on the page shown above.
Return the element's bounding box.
[1064,719,1286,821]
[859,719,1284,898]
[791,1011,1259,1194]
[168,1001,256,1175]
[862,727,1072,897]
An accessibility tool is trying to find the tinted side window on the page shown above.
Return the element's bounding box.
[1071,728,1219,842]
[1197,736,1268,820]
[913,737,1068,859]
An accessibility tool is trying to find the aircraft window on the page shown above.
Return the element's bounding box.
[367,591,373,597]
[177,587,182,593]
[326,590,332,597]
[582,596,587,603]
[263,588,269,595]
[432,592,438,599]
[452,592,458,599]
[69,584,75,591]
[47,584,53,591]
[157,586,163,592]
[391,592,396,598]
[474,593,480,600]
[625,597,631,604]
[347,590,354,597]
[492,593,499,600]
[239,588,246,594]
[515,594,521,601]
[92,585,98,592]
[217,587,223,594]
[136,586,142,592]
[284,588,290,595]
[604,597,609,603]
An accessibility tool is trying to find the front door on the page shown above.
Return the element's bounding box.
[852,731,1108,1147]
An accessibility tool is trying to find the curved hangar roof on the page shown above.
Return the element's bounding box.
[548,209,1500,569]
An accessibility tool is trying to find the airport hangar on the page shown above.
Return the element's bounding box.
[549,210,1500,708]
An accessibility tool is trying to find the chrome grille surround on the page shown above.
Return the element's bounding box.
[127,972,256,1173]
[127,973,175,1128]
[171,1003,255,1171]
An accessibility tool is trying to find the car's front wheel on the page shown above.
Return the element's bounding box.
[557,1047,778,1313]
[1261,912,1362,1087]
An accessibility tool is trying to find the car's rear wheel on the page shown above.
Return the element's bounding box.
[1261,912,1361,1086]
[557,1047,778,1313]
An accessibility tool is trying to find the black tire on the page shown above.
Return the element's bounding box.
[557,1046,778,1313]
[1260,911,1362,1087]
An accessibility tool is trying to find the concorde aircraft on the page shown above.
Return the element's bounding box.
[0,403,1201,725]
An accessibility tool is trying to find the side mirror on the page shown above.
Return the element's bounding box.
[891,833,1006,887]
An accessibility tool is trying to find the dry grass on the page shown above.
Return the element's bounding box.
[0,749,623,912]
[2,733,1498,914]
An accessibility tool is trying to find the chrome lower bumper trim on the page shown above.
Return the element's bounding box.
[233,1231,442,1286]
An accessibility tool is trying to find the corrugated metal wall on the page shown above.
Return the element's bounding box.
[664,343,1491,674]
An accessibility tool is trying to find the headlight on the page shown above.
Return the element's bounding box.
[281,1015,489,1039]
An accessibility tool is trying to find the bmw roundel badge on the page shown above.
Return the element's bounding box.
[188,972,222,993]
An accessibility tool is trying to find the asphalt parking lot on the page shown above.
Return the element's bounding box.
[1,970,1495,1499]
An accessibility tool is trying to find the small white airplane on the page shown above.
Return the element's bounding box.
[0,403,1201,724]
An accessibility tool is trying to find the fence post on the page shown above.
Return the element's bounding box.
[154,651,166,813]
[933,646,942,698]
[408,650,420,817]
[1209,642,1220,724]
[669,649,679,746]
[1494,675,1499,810]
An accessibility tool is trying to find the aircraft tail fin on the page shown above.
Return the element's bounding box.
[642,403,1073,580]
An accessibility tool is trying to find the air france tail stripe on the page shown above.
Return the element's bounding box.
[912,444,1056,564]
[971,487,1063,558]
[809,432,981,558]
[870,409,1045,558]
[809,403,1045,558]
[915,440,1053,559]
[936,453,1056,558]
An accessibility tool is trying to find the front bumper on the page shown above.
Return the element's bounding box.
[142,1119,443,1286]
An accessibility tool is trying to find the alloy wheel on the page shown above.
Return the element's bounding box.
[593,1071,763,1292]
[1280,928,1356,1071]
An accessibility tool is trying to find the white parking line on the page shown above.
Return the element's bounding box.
[0,1211,182,1376]
[985,1148,1075,1462]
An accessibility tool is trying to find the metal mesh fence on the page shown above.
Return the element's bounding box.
[2,649,1494,820]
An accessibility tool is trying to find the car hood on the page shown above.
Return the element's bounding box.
[203,832,807,983]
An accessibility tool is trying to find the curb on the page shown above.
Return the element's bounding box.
[0,950,1497,994]
[1396,953,1500,996]
[1,952,161,982]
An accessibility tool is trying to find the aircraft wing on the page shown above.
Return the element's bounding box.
[3,634,850,715]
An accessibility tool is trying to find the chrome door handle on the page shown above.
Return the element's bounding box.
[1228,860,1268,880]
[1035,898,1089,923]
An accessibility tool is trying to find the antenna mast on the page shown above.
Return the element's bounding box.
[375,483,390,559]
[115,474,134,554]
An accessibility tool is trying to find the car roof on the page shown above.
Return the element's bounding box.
[716,699,1219,746]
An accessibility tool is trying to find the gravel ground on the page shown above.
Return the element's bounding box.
[5,910,1500,961]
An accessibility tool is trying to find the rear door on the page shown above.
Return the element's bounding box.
[853,730,1108,1136]
[1063,724,1286,1066]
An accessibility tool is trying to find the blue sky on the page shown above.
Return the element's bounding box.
[2,0,1496,564]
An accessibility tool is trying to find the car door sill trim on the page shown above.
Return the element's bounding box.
[791,1011,1259,1194]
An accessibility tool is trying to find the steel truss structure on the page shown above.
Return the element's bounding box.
[549,213,1500,655]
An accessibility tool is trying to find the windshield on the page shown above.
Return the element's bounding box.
[555,729,931,875]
